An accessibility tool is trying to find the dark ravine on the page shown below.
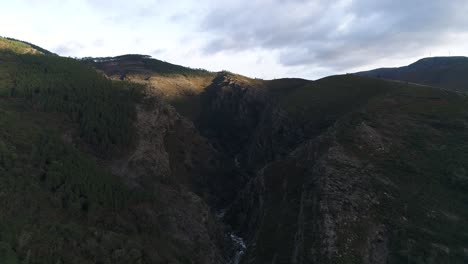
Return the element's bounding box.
[111,90,231,263]
[189,72,468,263]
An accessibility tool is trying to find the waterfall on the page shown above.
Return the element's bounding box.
[216,209,247,264]
[229,233,247,264]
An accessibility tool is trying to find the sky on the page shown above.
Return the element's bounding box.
[2,0,468,80]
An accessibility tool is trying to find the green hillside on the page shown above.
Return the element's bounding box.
[0,99,133,263]
[237,75,468,263]
[83,54,212,78]
[0,43,224,264]
[0,97,218,264]
[0,49,150,263]
[0,37,55,55]
[279,75,395,129]
[0,51,142,155]
[84,54,217,121]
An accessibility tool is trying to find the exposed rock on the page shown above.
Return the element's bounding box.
[110,89,227,263]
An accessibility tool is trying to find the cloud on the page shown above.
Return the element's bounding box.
[5,0,468,79]
[53,41,85,56]
[150,48,166,56]
[198,0,468,71]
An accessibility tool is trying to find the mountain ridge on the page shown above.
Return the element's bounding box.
[357,56,468,92]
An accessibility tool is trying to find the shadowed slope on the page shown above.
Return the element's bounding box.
[357,57,468,92]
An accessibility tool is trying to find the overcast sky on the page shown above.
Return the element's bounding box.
[2,0,468,79]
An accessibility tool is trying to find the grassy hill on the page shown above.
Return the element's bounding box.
[83,54,212,78]
[279,75,394,128]
[357,57,468,92]
[0,36,55,55]
[84,54,217,120]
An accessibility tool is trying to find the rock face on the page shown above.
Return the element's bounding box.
[112,93,220,191]
[198,73,268,161]
[110,89,228,263]
[196,73,306,203]
[225,121,389,263]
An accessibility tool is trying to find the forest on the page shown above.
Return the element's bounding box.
[3,52,143,155]
[0,49,149,263]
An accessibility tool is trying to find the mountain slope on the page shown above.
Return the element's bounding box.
[198,74,468,264]
[0,36,55,55]
[357,57,468,92]
[263,82,468,263]
[84,54,211,78]
[0,98,226,264]
[0,49,229,263]
[84,54,216,120]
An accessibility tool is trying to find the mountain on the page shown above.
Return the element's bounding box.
[357,56,468,92]
[190,73,468,264]
[1,38,468,264]
[221,75,468,263]
[0,45,227,263]
[83,54,217,120]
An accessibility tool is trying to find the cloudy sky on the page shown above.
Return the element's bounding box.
[2,0,468,79]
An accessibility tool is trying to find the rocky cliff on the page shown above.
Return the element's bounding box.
[110,89,228,263]
[191,74,468,264]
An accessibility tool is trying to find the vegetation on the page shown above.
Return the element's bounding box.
[84,54,212,77]
[0,99,134,263]
[0,52,143,155]
[357,56,468,92]
[0,42,148,263]
[83,54,219,123]
[332,83,468,263]
[276,75,398,139]
[279,75,393,118]
[0,36,54,55]
[242,75,468,263]
[0,49,219,263]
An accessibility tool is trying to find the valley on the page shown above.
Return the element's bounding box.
[1,37,468,264]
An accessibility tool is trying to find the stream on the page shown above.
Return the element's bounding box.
[229,233,247,264]
[216,209,247,264]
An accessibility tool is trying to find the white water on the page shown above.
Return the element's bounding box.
[229,233,247,264]
[216,209,247,264]
[216,209,227,219]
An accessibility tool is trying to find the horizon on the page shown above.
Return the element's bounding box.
[3,0,468,79]
[6,34,467,81]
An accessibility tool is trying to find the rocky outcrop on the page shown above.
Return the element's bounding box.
[196,73,308,208]
[198,73,268,159]
[245,105,304,170]
[228,116,390,263]
[111,90,228,263]
[112,94,220,189]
